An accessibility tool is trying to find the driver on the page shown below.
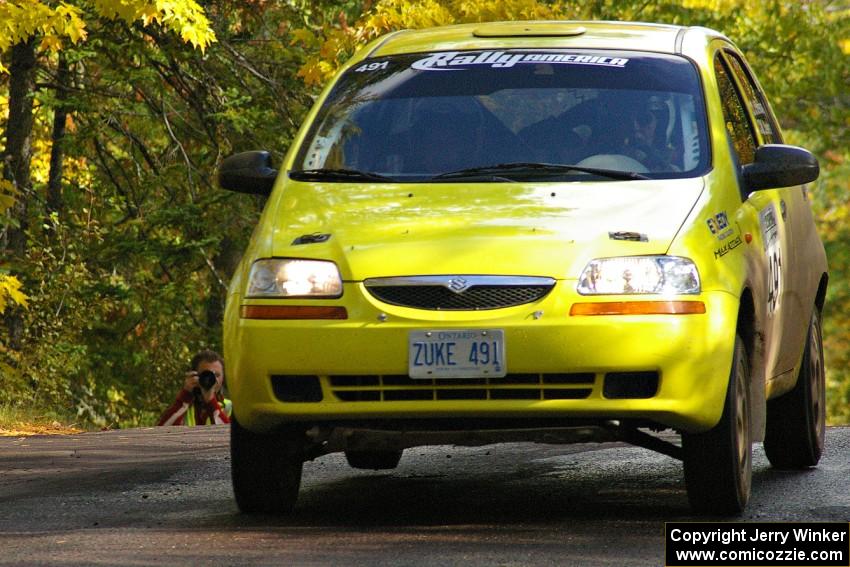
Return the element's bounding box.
[622,99,678,171]
[409,98,484,174]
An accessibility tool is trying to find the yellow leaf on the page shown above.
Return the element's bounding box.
[140,5,161,26]
[0,275,28,314]
[65,22,88,44]
[297,59,326,87]
[290,27,317,47]
[39,34,62,52]
[0,179,16,213]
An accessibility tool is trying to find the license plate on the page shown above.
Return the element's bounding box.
[408,330,506,379]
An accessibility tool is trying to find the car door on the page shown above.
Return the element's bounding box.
[713,46,804,384]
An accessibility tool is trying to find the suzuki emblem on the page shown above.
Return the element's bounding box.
[447,277,470,293]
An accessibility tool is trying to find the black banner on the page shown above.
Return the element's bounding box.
[666,522,849,566]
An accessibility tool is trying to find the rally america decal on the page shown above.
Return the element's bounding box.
[410,51,630,71]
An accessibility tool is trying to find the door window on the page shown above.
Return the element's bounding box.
[723,51,782,144]
[714,55,757,165]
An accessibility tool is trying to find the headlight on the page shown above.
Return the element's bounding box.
[246,259,343,298]
[577,256,700,295]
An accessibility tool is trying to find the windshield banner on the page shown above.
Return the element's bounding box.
[411,51,630,71]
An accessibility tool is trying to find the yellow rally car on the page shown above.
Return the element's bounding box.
[219,21,827,515]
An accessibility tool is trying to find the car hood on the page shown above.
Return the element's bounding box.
[270,178,705,280]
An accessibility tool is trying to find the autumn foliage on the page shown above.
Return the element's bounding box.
[2,0,850,426]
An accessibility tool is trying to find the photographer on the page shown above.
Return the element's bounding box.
[157,350,231,426]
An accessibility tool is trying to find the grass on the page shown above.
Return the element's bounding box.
[0,404,84,436]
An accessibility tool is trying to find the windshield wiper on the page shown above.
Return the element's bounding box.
[289,168,398,182]
[432,162,651,181]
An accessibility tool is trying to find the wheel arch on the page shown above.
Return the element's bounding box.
[815,273,828,315]
[736,287,765,442]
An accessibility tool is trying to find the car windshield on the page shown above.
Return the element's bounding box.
[295,49,710,181]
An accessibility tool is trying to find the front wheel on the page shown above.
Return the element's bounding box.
[231,416,304,514]
[682,335,752,515]
[763,310,826,469]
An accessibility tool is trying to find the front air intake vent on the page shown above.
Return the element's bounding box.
[271,375,323,402]
[603,371,659,399]
[330,373,595,402]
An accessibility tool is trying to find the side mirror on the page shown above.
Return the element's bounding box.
[742,144,819,192]
[218,151,278,196]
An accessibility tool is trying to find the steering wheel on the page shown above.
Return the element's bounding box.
[576,154,650,173]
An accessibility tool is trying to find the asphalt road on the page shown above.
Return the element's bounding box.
[1,426,848,566]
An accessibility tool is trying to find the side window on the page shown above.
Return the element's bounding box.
[714,55,757,165]
[724,51,782,144]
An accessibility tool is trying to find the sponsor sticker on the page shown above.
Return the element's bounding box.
[759,204,782,314]
[759,205,779,250]
[410,51,630,71]
[714,234,743,259]
[706,211,733,240]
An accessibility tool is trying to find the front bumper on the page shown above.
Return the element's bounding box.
[224,282,739,434]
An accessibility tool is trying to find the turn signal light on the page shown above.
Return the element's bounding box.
[569,301,706,316]
[240,305,348,319]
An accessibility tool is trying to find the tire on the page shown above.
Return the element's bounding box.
[230,416,304,514]
[345,449,404,470]
[763,310,826,469]
[682,335,752,515]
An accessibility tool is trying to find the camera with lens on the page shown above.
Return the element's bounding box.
[197,369,218,390]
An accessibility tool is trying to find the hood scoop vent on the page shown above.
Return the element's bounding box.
[292,233,331,245]
[608,231,648,242]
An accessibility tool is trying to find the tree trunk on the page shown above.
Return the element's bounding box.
[204,236,243,332]
[47,52,70,221]
[2,38,37,349]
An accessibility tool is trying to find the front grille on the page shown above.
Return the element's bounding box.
[330,373,595,402]
[364,276,556,311]
[366,285,553,310]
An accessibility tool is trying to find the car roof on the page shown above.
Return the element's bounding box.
[367,20,730,59]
